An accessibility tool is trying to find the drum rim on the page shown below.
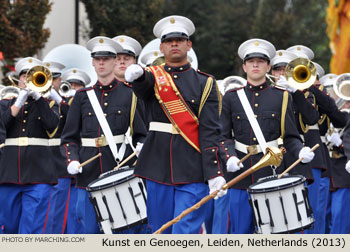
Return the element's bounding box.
[86,167,135,192]
[247,174,306,193]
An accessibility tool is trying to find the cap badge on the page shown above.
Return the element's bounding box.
[297,47,301,51]
[28,59,32,63]
[119,38,124,43]
[279,52,283,56]
[170,18,175,24]
[254,41,259,46]
[330,76,333,79]
[99,38,104,43]
[154,52,158,56]
[73,69,77,73]
[46,63,50,67]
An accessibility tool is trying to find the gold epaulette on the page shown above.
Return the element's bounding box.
[198,77,214,117]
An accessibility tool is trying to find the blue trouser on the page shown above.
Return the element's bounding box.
[146,180,208,234]
[228,188,254,234]
[0,184,52,234]
[76,188,101,234]
[318,176,330,234]
[204,193,229,234]
[66,184,81,234]
[45,178,71,234]
[305,168,322,234]
[330,188,350,233]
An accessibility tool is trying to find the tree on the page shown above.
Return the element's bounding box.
[0,0,52,85]
[81,0,164,46]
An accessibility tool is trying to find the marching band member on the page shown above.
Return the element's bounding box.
[41,61,69,234]
[270,49,316,183]
[322,73,350,233]
[220,39,314,233]
[125,15,227,234]
[285,46,330,234]
[308,63,347,233]
[60,68,91,234]
[60,36,147,233]
[0,57,59,234]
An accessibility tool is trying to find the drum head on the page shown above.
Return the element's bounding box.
[248,175,305,193]
[87,168,135,192]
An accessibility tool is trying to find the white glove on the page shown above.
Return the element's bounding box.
[67,89,76,97]
[125,64,144,82]
[326,132,342,147]
[14,89,30,108]
[208,176,227,200]
[345,160,350,174]
[226,156,244,173]
[67,161,82,175]
[277,75,297,93]
[48,88,62,104]
[299,146,315,163]
[135,142,143,157]
[29,90,41,101]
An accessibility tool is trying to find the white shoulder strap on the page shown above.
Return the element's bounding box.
[237,88,268,154]
[86,89,126,162]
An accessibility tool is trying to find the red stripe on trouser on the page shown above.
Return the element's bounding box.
[42,187,53,234]
[62,184,71,234]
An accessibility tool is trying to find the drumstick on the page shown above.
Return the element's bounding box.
[78,153,102,168]
[153,151,261,234]
[277,144,319,179]
[0,143,5,149]
[113,152,137,171]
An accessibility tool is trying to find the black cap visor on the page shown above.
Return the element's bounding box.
[91,51,116,58]
[117,49,136,58]
[272,62,287,70]
[161,32,189,42]
[244,53,270,63]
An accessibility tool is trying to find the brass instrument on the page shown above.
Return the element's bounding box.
[0,86,20,100]
[285,57,317,90]
[58,81,72,97]
[333,73,350,103]
[8,65,53,93]
[26,65,52,93]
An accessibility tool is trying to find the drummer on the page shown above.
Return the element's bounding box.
[220,38,315,233]
[60,36,147,234]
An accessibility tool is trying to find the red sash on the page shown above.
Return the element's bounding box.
[149,65,200,153]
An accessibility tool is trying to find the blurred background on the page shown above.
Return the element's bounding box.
[0,0,349,84]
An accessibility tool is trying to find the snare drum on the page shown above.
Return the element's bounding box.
[247,175,314,234]
[86,167,147,234]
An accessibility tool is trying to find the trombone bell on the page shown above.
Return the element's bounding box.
[285,58,316,90]
[26,66,53,93]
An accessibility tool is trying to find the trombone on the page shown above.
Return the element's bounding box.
[267,57,316,91]
[332,73,350,109]
[8,65,53,94]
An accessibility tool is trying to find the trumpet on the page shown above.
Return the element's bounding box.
[285,57,316,91]
[58,81,72,97]
[8,65,53,94]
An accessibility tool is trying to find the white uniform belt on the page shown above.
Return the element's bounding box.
[5,137,49,146]
[235,139,278,154]
[320,136,326,144]
[49,138,61,146]
[308,124,319,130]
[149,122,179,134]
[81,135,125,147]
